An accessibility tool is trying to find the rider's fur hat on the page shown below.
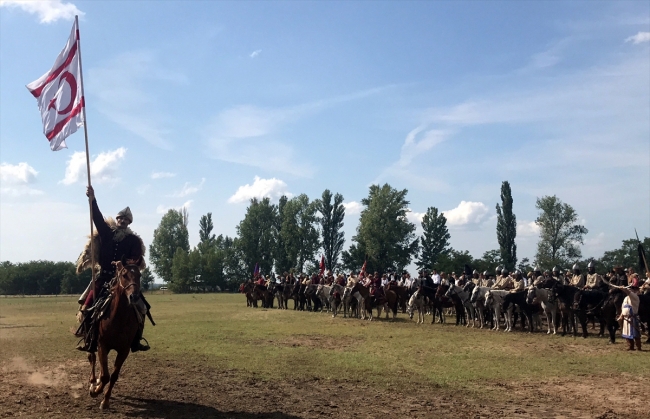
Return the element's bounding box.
[117,207,133,223]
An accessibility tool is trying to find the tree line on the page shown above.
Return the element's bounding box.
[1,181,647,295]
[146,182,648,293]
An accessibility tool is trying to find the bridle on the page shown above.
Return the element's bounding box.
[115,264,140,293]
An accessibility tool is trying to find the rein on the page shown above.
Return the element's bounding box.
[580,292,608,315]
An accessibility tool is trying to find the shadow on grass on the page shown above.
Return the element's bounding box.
[122,396,301,419]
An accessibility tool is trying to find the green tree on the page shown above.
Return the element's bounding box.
[140,267,154,291]
[61,266,91,294]
[597,237,650,272]
[274,196,293,274]
[496,181,517,271]
[317,189,345,272]
[473,249,502,274]
[517,257,533,273]
[217,234,247,287]
[435,249,474,275]
[201,248,225,290]
[280,194,320,273]
[236,198,278,276]
[149,209,190,284]
[534,195,588,269]
[341,242,367,273]
[170,247,191,293]
[416,207,450,271]
[198,213,216,254]
[347,184,418,274]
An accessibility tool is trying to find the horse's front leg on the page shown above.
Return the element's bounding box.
[88,352,97,395]
[100,349,129,410]
[90,346,109,398]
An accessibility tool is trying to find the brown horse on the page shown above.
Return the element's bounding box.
[349,282,398,321]
[87,261,142,409]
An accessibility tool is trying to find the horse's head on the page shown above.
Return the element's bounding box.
[463,282,474,294]
[444,285,455,298]
[526,286,537,305]
[112,261,142,306]
[470,286,480,303]
[484,290,493,306]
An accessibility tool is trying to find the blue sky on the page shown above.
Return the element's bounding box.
[1,1,649,274]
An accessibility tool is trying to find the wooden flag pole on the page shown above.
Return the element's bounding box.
[75,15,96,301]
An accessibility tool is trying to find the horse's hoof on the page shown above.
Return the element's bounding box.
[100,401,109,410]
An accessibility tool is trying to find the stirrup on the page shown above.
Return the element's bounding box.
[132,337,150,353]
[75,337,91,352]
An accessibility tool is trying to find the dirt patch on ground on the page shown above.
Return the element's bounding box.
[258,334,358,351]
[0,355,647,419]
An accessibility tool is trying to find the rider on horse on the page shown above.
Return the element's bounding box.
[76,186,150,353]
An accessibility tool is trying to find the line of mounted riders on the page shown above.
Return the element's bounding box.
[239,263,650,345]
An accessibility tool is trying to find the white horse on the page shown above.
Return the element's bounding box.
[484,289,511,331]
[470,286,491,329]
[407,290,426,324]
[316,285,332,312]
[527,286,558,335]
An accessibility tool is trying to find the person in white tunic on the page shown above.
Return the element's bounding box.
[610,277,642,351]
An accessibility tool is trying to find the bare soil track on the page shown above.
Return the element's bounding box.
[1,355,648,419]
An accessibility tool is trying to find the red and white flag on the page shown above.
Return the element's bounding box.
[26,18,84,151]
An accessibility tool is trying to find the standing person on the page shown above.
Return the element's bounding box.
[610,278,643,351]
[76,186,149,353]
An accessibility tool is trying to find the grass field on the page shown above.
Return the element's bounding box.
[1,293,649,418]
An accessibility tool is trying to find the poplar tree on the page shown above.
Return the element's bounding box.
[317,189,346,271]
[496,181,517,271]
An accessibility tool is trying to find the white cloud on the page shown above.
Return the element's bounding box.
[156,200,192,215]
[0,186,44,196]
[1,162,38,185]
[343,201,363,216]
[151,171,176,179]
[227,176,291,204]
[396,127,450,169]
[61,147,126,185]
[517,221,541,237]
[249,49,262,58]
[406,208,425,224]
[0,0,83,23]
[169,178,205,198]
[204,87,390,176]
[625,31,650,44]
[443,201,489,226]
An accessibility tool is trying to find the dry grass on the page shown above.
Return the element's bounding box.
[1,292,648,397]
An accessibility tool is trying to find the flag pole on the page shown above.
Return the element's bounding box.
[75,15,96,302]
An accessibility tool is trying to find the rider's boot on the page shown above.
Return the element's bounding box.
[76,318,97,352]
[635,337,642,351]
[131,321,150,353]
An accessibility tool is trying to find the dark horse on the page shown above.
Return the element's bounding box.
[88,261,142,410]
[551,282,580,336]
[433,283,465,325]
[502,290,534,333]
[572,288,610,339]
